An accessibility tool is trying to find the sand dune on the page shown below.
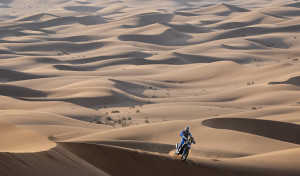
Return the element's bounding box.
[60,142,300,176]
[284,2,300,8]
[0,68,49,82]
[164,22,210,33]
[0,121,55,152]
[17,13,59,22]
[208,11,287,29]
[9,41,104,53]
[1,0,300,175]
[187,3,250,16]
[122,13,174,28]
[3,15,107,30]
[60,142,223,176]
[118,28,192,46]
[222,148,300,176]
[0,145,109,176]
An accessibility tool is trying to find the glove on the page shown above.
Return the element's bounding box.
[193,141,196,144]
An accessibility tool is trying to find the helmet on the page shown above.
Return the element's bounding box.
[185,126,189,132]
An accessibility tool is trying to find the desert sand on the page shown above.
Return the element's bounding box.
[0,0,300,175]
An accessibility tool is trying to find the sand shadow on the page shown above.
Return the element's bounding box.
[122,13,174,28]
[0,0,12,4]
[118,28,193,46]
[202,118,300,144]
[0,84,47,97]
[284,2,300,8]
[64,6,103,12]
[269,76,300,86]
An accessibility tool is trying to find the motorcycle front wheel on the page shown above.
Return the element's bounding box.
[181,147,189,162]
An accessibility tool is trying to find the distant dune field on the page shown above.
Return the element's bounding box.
[0,0,300,175]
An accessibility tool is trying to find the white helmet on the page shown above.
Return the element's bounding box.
[185,126,189,132]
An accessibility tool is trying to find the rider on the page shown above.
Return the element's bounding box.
[176,126,195,153]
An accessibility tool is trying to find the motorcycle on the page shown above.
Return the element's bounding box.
[175,137,195,162]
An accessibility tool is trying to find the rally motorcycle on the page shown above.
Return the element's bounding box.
[175,137,195,162]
